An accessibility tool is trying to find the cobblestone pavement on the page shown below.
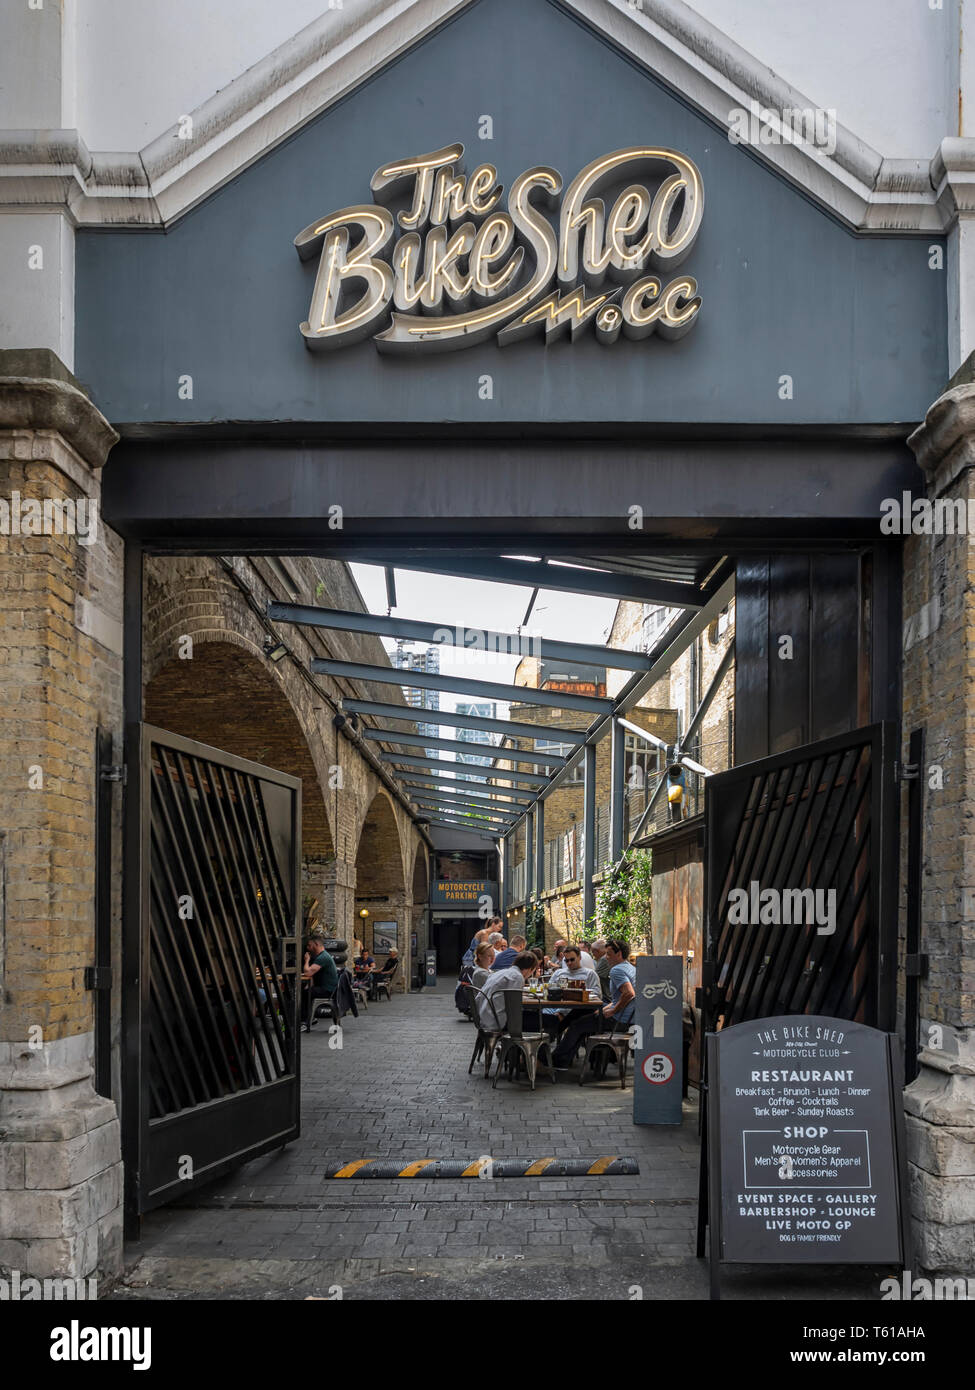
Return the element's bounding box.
[112,984,888,1300]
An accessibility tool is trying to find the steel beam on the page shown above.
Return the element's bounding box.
[610,716,625,864]
[500,833,509,914]
[363,727,565,769]
[408,787,523,817]
[271,600,653,671]
[310,657,612,715]
[378,557,705,609]
[510,572,736,823]
[628,768,669,847]
[617,715,669,751]
[411,801,515,827]
[526,811,535,906]
[377,751,548,788]
[583,743,597,930]
[341,698,587,745]
[535,797,545,899]
[676,639,735,753]
[417,816,502,837]
[404,777,532,806]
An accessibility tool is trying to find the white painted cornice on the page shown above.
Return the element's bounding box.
[0,0,957,232]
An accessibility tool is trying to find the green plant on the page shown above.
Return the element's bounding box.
[522,900,546,948]
[588,849,652,952]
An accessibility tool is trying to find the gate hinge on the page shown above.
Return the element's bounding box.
[100,764,127,785]
[84,966,112,990]
[895,761,920,782]
[905,953,929,979]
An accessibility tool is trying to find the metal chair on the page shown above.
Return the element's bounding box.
[579,1022,632,1087]
[304,988,340,1032]
[464,983,502,1078]
[492,990,556,1091]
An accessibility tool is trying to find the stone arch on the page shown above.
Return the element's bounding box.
[411,842,429,906]
[144,641,335,916]
[354,790,408,970]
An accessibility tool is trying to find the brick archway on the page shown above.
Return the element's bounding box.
[354,791,408,965]
[145,642,335,907]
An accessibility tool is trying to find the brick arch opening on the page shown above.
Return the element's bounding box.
[145,643,335,897]
[354,791,406,955]
[411,844,429,905]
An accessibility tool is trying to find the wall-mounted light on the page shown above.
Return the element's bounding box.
[263,636,288,663]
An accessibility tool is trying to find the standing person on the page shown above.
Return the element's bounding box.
[462,916,504,969]
[591,939,612,1002]
[302,934,338,1028]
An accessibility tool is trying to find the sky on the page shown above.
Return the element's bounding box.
[348,562,618,752]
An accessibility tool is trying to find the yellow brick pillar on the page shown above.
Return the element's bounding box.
[0,351,124,1283]
[904,384,975,1275]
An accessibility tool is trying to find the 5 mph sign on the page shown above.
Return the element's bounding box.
[633,956,684,1124]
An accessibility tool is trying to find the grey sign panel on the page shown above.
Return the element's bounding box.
[75,0,945,430]
[632,956,684,1125]
[709,1015,905,1266]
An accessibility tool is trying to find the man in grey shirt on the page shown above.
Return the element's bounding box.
[591,939,612,1002]
[478,952,538,1031]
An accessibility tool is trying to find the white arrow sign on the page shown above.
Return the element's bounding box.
[651,1006,667,1037]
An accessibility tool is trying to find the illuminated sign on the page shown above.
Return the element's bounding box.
[295,144,703,353]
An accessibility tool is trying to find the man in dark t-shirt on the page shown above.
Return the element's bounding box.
[303,935,338,1026]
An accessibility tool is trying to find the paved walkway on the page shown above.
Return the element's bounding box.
[113,983,884,1300]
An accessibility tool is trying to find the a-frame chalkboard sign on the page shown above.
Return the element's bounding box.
[698,1015,911,1299]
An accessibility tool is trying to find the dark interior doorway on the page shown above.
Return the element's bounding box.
[432,918,474,975]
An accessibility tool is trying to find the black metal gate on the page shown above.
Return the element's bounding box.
[127,725,302,1215]
[701,722,899,1037]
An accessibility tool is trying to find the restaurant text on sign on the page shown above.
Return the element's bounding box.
[294,144,704,352]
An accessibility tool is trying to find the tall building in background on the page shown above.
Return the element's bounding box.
[392,640,440,752]
[453,699,499,783]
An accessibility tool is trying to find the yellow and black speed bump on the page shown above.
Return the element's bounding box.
[325,1157,638,1178]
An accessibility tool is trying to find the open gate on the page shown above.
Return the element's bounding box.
[701,722,900,1038]
[125,725,302,1216]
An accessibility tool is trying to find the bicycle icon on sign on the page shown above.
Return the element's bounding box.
[642,981,678,1000]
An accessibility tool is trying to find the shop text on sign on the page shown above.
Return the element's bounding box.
[294,145,703,353]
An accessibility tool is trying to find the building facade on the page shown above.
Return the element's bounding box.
[1,0,974,1281]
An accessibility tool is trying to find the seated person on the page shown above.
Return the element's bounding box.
[375,947,399,985]
[552,938,635,1069]
[591,939,612,1001]
[577,939,598,972]
[491,932,528,970]
[477,951,539,1032]
[550,938,567,970]
[541,945,602,1038]
[353,947,376,979]
[302,934,338,1027]
[471,941,496,990]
